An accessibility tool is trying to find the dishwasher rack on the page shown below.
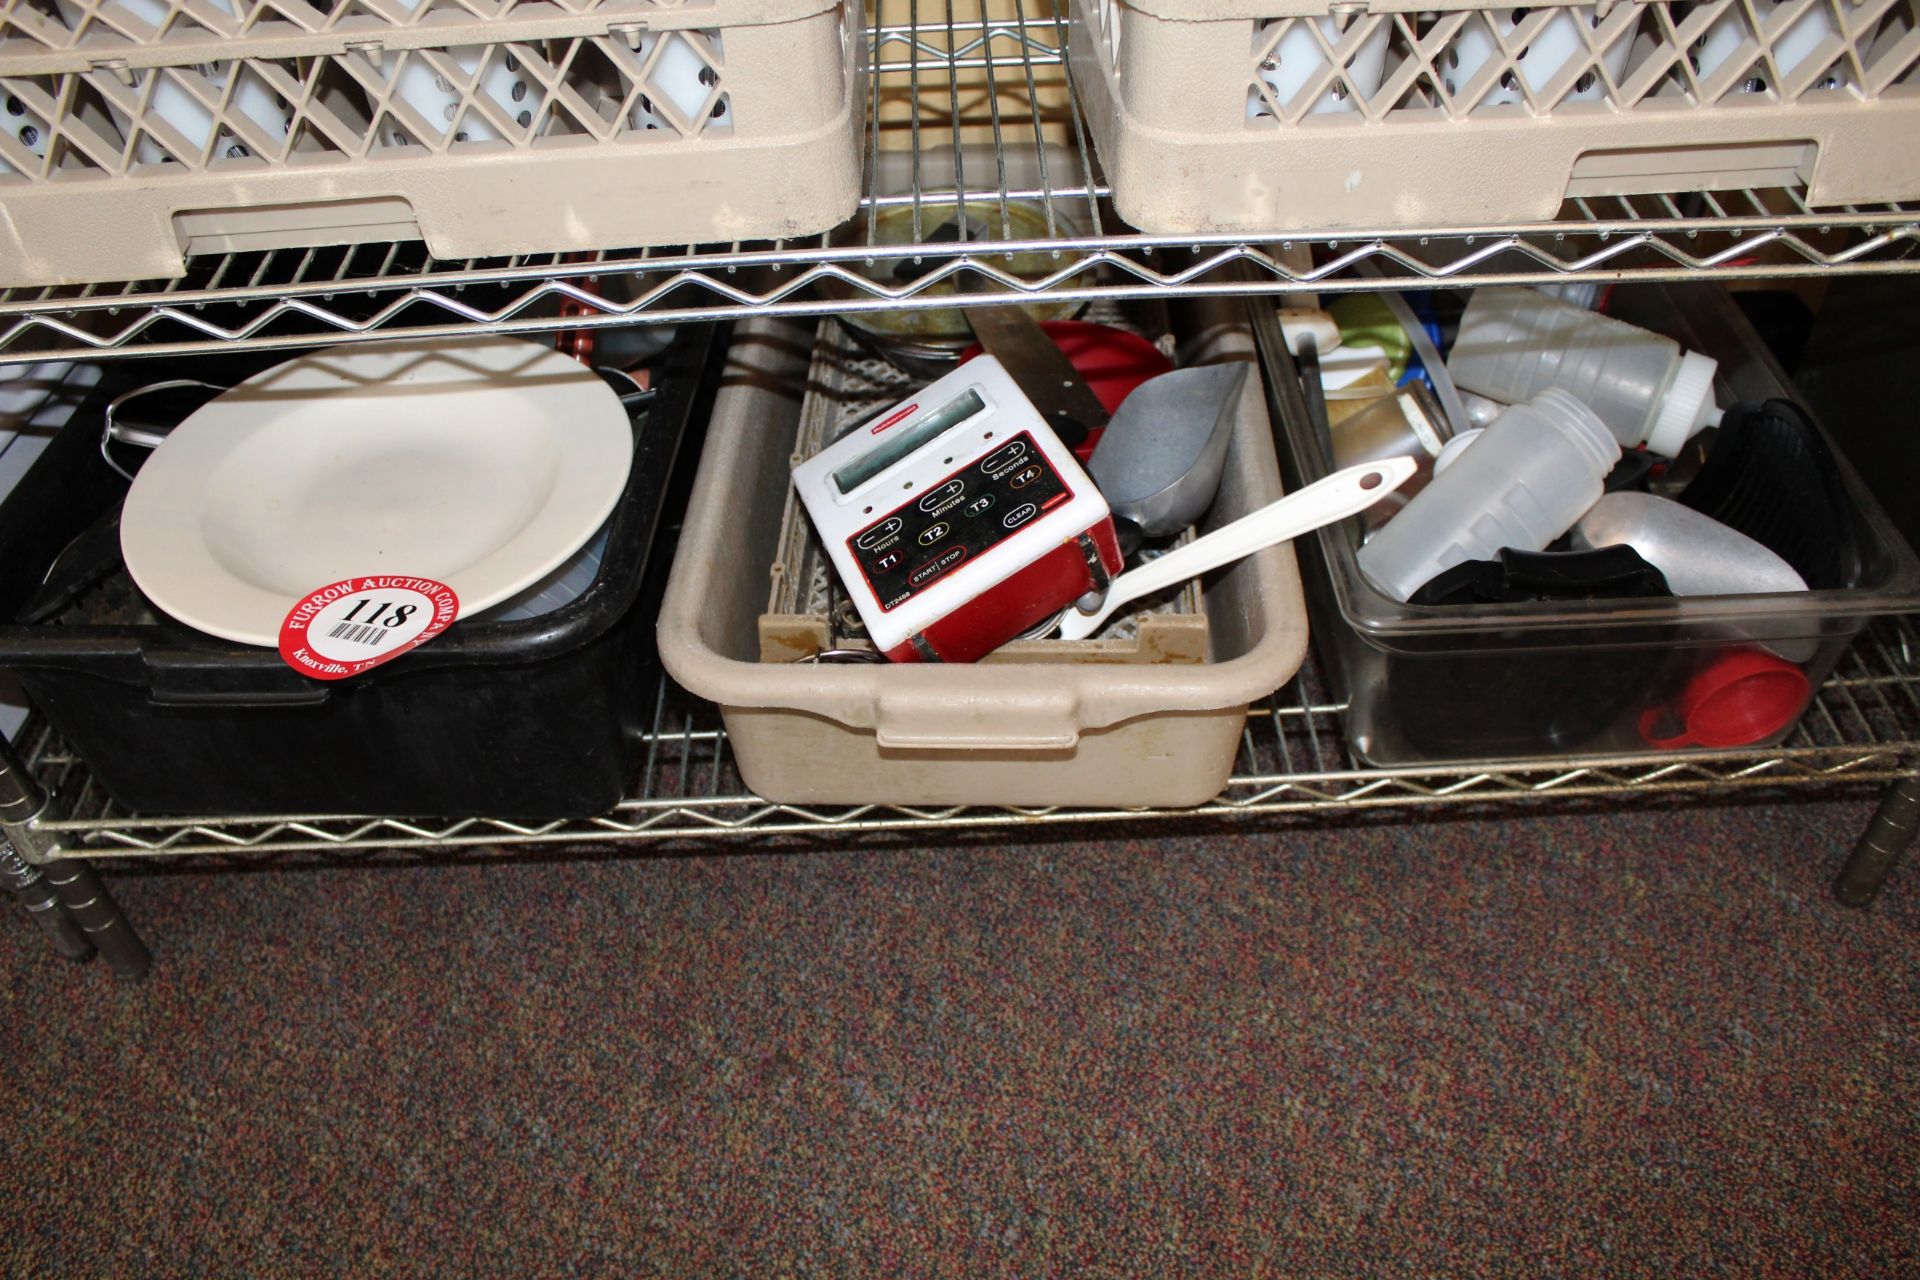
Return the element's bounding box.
[3,0,1918,979]
[2,0,1920,365]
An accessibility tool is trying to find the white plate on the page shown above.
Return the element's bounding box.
[120,336,631,647]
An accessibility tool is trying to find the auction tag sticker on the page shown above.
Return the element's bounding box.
[278,576,459,681]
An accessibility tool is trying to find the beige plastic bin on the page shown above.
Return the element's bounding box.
[656,298,1310,808]
[0,0,865,286]
[1069,0,1920,233]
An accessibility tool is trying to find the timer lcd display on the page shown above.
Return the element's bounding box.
[832,388,987,493]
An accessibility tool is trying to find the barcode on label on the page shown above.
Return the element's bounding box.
[328,622,390,646]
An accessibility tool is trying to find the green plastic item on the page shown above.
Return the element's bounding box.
[1329,294,1411,379]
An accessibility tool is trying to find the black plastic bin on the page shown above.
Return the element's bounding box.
[0,324,722,818]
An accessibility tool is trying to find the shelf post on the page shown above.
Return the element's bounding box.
[0,734,149,980]
[1834,767,1920,908]
[0,837,95,963]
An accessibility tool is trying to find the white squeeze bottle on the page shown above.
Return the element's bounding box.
[1357,389,1621,602]
[1447,287,1721,457]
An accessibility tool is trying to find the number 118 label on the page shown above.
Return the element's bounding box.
[278,576,460,680]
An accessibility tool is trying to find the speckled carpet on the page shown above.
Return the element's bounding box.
[2,796,1915,1278]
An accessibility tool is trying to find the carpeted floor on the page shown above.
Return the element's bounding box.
[2,795,1916,1278]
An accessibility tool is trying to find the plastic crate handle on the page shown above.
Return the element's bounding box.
[146,684,333,708]
[142,652,334,707]
[874,689,1081,751]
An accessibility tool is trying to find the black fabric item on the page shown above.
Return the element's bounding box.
[1409,545,1671,608]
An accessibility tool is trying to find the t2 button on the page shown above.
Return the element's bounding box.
[918,521,952,546]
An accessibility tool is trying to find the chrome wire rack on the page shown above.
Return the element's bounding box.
[15,614,1918,864]
[3,0,1919,365]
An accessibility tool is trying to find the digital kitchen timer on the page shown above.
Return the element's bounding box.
[791,356,1123,663]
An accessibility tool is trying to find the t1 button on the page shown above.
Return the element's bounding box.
[1002,502,1038,529]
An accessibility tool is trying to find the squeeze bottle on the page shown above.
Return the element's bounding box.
[1357,389,1621,602]
[1447,287,1720,457]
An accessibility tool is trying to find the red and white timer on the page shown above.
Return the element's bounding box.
[791,357,1123,663]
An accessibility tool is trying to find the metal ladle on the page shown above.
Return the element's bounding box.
[1087,362,1249,556]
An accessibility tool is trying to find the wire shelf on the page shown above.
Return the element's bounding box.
[15,614,1917,864]
[2,0,1918,366]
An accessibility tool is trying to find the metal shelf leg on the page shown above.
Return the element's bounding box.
[0,837,95,962]
[38,860,150,980]
[1834,771,1920,908]
[1,733,150,979]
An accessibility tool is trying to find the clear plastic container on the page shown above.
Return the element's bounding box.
[1447,287,1721,456]
[1273,282,1920,766]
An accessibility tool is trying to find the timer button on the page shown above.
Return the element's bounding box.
[1009,464,1045,490]
[981,441,1029,475]
[854,516,903,550]
[1003,502,1038,529]
[964,494,995,517]
[918,521,952,546]
[908,545,968,587]
[918,479,965,512]
[875,551,902,571]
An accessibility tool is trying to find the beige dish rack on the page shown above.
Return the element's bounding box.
[0,0,866,286]
[1068,0,1920,233]
[656,295,1311,809]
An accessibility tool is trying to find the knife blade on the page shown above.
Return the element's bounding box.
[893,213,1108,448]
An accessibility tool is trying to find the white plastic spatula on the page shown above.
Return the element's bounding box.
[1054,457,1419,641]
